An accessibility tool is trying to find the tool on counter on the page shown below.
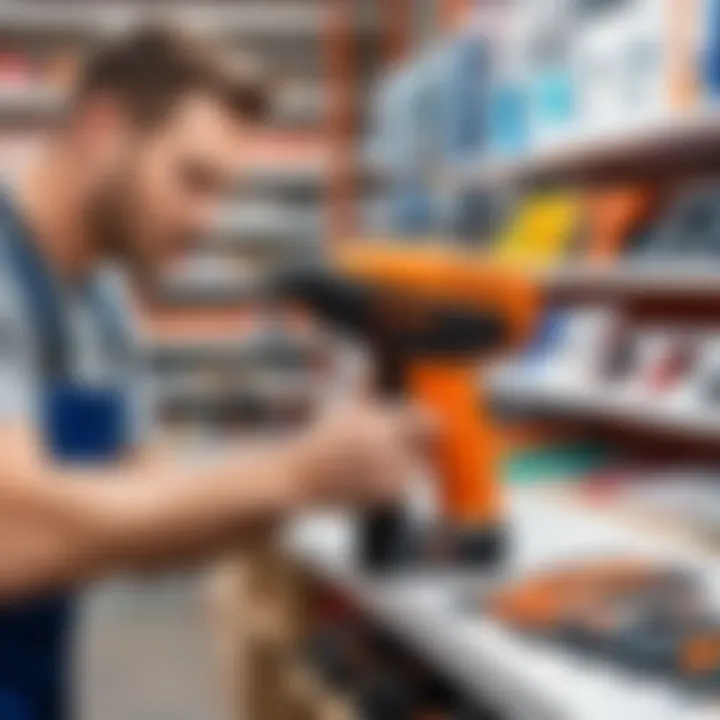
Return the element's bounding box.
[274,244,538,571]
[486,557,720,689]
[488,559,691,632]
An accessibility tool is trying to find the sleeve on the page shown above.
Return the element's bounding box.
[129,356,159,445]
[98,268,158,444]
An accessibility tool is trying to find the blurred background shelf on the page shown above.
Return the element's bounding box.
[0,3,332,41]
[146,335,315,371]
[209,204,322,253]
[151,279,264,307]
[272,81,327,128]
[157,375,311,404]
[452,109,720,189]
[536,263,720,302]
[489,373,720,445]
[0,85,65,127]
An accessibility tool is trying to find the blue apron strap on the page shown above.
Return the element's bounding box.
[85,277,134,370]
[0,193,132,720]
[0,191,131,379]
[0,192,70,379]
[0,687,33,720]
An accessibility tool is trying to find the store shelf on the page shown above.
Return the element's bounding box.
[0,86,65,127]
[138,304,256,342]
[489,373,720,443]
[287,490,720,720]
[211,205,321,253]
[157,372,311,396]
[146,335,314,370]
[273,82,327,127]
[538,263,720,300]
[152,277,263,307]
[174,4,326,39]
[0,3,333,41]
[0,4,133,41]
[453,109,720,188]
[211,234,320,257]
[242,161,330,192]
[157,375,312,421]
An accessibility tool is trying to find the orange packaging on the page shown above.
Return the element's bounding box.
[583,185,661,263]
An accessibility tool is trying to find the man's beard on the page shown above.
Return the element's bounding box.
[85,175,154,288]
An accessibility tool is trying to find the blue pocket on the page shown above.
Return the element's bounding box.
[0,687,32,720]
[42,383,129,463]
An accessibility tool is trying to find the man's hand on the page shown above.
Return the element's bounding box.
[290,399,437,507]
[0,402,437,599]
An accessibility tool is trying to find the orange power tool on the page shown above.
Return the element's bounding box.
[276,244,538,570]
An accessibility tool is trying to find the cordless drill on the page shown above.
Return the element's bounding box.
[275,244,538,570]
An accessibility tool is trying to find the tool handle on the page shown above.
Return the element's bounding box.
[359,346,409,569]
[409,361,502,525]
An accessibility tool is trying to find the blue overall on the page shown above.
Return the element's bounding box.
[0,193,131,720]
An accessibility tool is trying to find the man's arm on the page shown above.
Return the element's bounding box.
[0,427,300,598]
[0,400,430,601]
[0,291,432,601]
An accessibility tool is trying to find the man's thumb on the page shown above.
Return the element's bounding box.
[395,403,440,452]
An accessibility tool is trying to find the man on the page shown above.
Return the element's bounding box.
[0,27,432,720]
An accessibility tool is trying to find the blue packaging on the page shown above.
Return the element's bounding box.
[531,66,575,143]
[703,0,720,98]
[388,178,437,237]
[438,34,491,162]
[486,80,530,156]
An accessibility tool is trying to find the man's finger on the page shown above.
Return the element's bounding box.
[392,403,440,453]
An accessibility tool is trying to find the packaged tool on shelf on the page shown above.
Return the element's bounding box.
[484,557,720,690]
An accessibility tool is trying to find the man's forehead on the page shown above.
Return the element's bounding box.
[163,92,245,149]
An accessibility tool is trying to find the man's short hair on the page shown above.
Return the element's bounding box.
[75,26,269,126]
